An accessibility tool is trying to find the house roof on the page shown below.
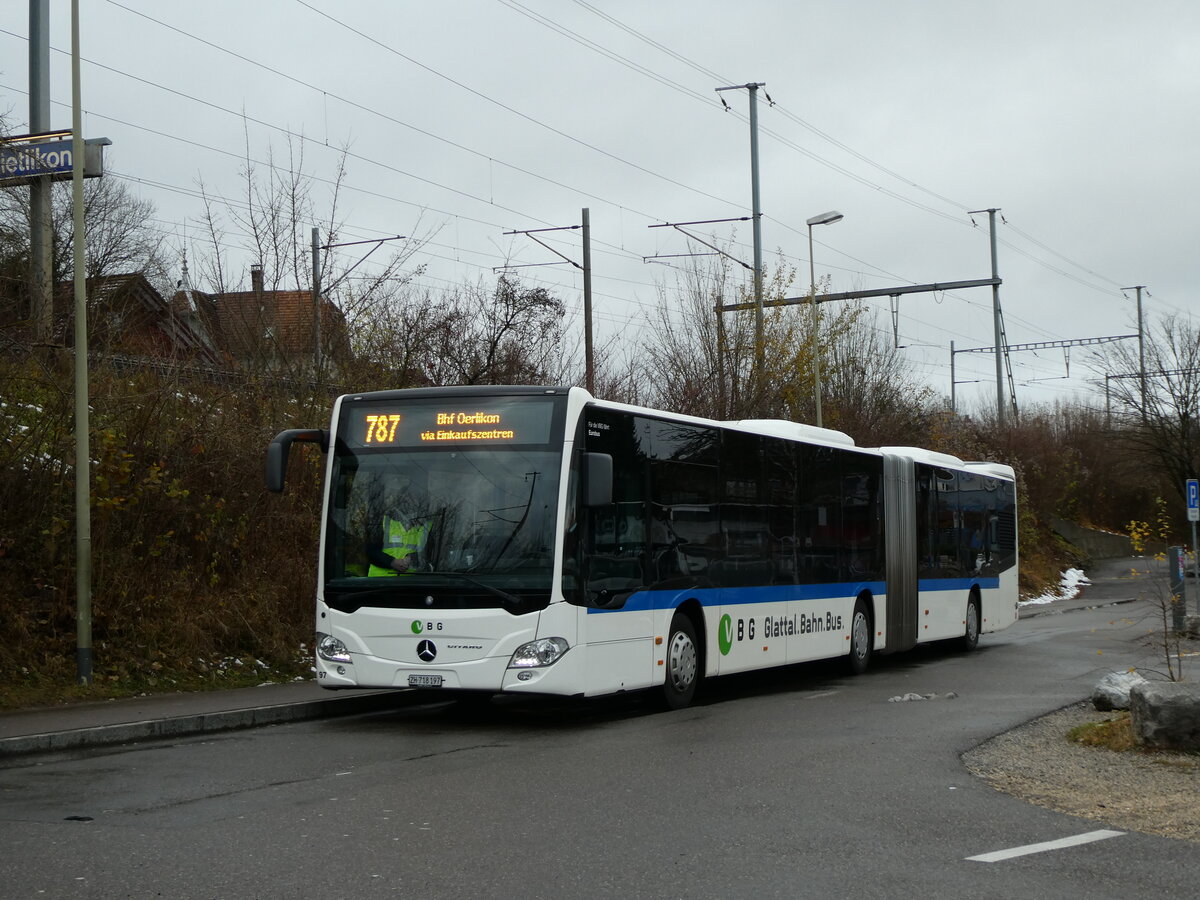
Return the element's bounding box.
[168,285,347,361]
[53,273,222,364]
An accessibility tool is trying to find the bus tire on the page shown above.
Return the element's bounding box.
[960,591,981,652]
[847,598,872,675]
[662,613,700,709]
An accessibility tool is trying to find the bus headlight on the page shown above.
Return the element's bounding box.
[316,633,352,664]
[508,637,569,668]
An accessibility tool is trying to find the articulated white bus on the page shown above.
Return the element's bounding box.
[267,385,1018,709]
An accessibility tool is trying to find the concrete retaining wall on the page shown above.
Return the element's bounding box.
[1051,518,1133,559]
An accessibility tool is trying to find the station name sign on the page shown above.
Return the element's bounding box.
[0,133,111,186]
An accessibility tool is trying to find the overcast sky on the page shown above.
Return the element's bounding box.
[4,1,1197,414]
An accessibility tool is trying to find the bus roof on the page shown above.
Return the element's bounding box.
[963,460,1017,480]
[580,391,862,451]
[878,446,967,468]
[733,418,856,448]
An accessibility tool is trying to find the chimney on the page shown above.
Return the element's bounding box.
[250,264,264,295]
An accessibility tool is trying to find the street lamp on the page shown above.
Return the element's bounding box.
[807,210,843,428]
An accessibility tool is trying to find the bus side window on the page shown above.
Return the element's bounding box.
[581,409,650,605]
[650,460,718,585]
[841,453,883,582]
[915,465,936,579]
[797,445,842,584]
[935,467,963,577]
[762,436,798,585]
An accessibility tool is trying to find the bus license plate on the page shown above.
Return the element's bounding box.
[408,674,443,688]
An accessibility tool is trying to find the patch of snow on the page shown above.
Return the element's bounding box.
[1022,567,1091,605]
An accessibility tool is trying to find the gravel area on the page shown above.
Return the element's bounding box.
[964,701,1200,843]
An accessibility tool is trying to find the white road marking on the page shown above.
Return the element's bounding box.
[966,829,1125,862]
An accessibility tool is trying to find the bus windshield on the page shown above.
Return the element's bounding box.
[323,396,564,613]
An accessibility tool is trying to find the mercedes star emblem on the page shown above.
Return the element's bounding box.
[417,639,437,662]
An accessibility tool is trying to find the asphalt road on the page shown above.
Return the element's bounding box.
[1,559,1194,899]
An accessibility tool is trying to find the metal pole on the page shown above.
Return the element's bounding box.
[1134,285,1146,416]
[808,223,822,428]
[748,85,765,384]
[950,341,956,413]
[71,0,92,685]
[1117,285,1148,421]
[986,208,1004,427]
[311,226,321,375]
[1192,520,1199,614]
[29,0,53,344]
[716,305,728,419]
[1169,545,1187,633]
[582,208,594,394]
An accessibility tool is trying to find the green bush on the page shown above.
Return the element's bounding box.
[0,356,327,704]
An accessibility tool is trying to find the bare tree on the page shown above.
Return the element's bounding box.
[640,252,746,419]
[819,306,936,444]
[345,281,446,389]
[1,168,172,335]
[192,134,430,383]
[1093,311,1200,505]
[422,275,566,386]
[639,248,870,424]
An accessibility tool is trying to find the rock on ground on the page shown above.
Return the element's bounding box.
[1093,670,1148,711]
[1130,681,1200,750]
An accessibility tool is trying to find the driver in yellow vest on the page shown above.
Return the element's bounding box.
[367,511,430,576]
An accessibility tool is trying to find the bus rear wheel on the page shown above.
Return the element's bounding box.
[662,613,700,709]
[847,598,872,675]
[960,592,981,652]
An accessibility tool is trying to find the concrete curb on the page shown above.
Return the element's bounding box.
[1019,596,1138,619]
[0,690,419,759]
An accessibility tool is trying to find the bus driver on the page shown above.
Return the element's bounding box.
[366,479,430,576]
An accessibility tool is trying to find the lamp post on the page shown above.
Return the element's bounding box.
[806,210,843,428]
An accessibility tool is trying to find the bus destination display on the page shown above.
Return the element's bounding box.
[346,400,554,448]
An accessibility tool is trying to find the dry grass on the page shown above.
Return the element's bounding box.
[1068,711,1200,766]
[1068,712,1141,752]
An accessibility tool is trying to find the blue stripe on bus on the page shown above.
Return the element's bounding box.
[918,576,1000,591]
[587,581,887,614]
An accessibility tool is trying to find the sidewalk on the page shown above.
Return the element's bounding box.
[0,681,414,759]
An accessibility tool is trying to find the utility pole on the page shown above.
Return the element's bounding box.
[29,0,53,344]
[499,217,592,391]
[1122,285,1147,416]
[70,0,91,684]
[650,215,753,415]
[716,83,766,380]
[950,341,956,412]
[967,208,1007,427]
[312,227,321,374]
[581,208,594,393]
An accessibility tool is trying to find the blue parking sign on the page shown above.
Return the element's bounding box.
[1188,478,1199,523]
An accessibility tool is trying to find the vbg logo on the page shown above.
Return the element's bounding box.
[717,614,757,655]
[411,621,423,634]
[718,614,734,656]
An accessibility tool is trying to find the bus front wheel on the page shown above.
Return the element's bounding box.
[960,593,981,652]
[662,613,700,709]
[847,598,872,675]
